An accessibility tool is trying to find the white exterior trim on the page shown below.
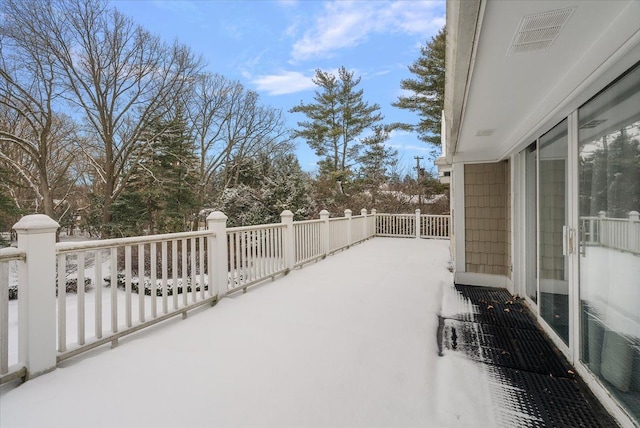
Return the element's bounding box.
[574,361,638,428]
[512,151,527,300]
[454,272,509,288]
[452,162,466,273]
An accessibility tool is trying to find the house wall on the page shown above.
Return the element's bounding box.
[464,161,510,276]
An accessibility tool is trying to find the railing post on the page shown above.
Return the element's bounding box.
[598,211,607,244]
[207,211,228,301]
[281,210,294,271]
[371,209,377,237]
[320,210,330,256]
[344,209,352,247]
[361,209,367,241]
[415,209,421,239]
[628,211,639,253]
[13,214,59,379]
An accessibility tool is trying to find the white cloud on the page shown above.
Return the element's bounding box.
[290,1,444,62]
[251,70,317,95]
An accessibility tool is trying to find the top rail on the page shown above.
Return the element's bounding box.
[228,223,287,233]
[56,230,213,254]
[0,247,26,262]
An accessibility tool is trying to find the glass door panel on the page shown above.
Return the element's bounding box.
[525,143,537,303]
[578,63,640,423]
[539,119,569,344]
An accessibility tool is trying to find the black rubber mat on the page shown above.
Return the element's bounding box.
[486,366,619,428]
[442,284,619,427]
[453,284,539,330]
[441,319,572,378]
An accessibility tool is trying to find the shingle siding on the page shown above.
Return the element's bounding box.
[464,161,510,276]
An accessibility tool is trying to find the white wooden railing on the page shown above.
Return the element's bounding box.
[376,210,450,240]
[580,211,640,255]
[54,229,216,362]
[1,208,448,384]
[227,223,287,294]
[0,247,26,382]
[293,219,324,266]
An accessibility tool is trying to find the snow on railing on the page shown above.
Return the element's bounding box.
[0,247,25,381]
[1,207,448,385]
[580,211,640,255]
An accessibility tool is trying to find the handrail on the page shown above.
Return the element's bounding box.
[228,223,287,233]
[56,230,212,254]
[0,247,25,262]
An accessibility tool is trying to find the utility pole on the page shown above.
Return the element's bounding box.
[414,156,424,205]
[414,156,424,179]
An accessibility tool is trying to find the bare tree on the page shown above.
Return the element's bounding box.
[2,0,203,235]
[0,16,78,218]
[185,73,291,206]
[220,89,291,189]
[186,73,239,206]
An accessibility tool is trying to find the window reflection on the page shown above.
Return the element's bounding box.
[578,64,640,423]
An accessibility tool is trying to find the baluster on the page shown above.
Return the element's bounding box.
[0,260,7,374]
[199,236,205,299]
[161,241,168,312]
[258,228,264,278]
[95,249,103,338]
[110,247,118,333]
[248,231,254,282]
[235,232,241,286]
[182,238,188,306]
[124,246,132,328]
[150,243,157,317]
[269,229,273,271]
[57,253,67,351]
[172,240,178,309]
[228,232,235,289]
[77,252,86,345]
[138,244,145,323]
[190,238,197,302]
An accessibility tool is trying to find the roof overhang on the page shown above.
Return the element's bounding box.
[445,0,640,164]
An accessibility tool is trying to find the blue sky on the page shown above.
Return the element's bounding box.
[111,0,446,175]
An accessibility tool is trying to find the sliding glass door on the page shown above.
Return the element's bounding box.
[516,62,639,424]
[524,144,537,303]
[538,120,570,345]
[578,63,640,423]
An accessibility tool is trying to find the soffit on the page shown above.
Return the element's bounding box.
[454,0,640,162]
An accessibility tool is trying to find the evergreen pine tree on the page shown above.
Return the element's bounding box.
[290,67,383,180]
[111,111,199,236]
[393,27,446,146]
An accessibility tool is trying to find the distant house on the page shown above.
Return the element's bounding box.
[441,1,640,426]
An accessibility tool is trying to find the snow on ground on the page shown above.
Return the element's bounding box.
[1,238,495,428]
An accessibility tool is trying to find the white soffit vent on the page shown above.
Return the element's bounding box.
[508,7,575,56]
[476,129,495,137]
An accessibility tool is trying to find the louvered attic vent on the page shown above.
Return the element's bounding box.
[508,7,575,56]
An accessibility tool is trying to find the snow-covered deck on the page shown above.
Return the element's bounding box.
[0,238,496,427]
